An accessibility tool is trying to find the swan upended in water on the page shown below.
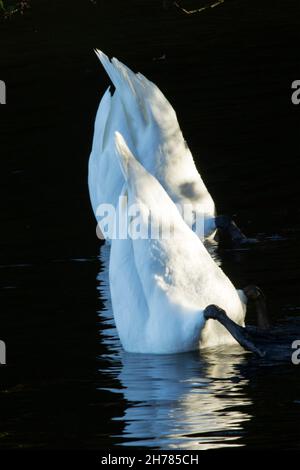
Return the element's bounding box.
[109,132,248,354]
[88,53,262,354]
[88,50,216,240]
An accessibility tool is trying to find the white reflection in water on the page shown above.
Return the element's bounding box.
[97,244,252,449]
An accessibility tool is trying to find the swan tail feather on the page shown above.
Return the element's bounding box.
[111,57,174,126]
[95,50,152,127]
[94,49,121,89]
[96,51,184,146]
[95,49,136,102]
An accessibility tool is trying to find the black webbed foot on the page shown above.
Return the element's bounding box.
[204,304,265,357]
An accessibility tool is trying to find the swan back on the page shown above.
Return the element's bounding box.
[109,133,245,353]
[89,51,216,239]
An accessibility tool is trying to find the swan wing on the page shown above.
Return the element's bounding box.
[88,86,136,236]
[109,188,150,352]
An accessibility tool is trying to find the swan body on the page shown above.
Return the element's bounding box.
[88,50,216,240]
[109,133,246,354]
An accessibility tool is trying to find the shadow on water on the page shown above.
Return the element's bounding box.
[96,244,300,450]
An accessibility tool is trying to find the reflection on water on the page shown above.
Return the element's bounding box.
[96,243,300,449]
[97,244,253,449]
[115,352,253,449]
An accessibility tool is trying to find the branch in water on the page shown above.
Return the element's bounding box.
[173,0,225,15]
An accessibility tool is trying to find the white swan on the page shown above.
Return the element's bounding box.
[109,132,247,354]
[88,50,216,240]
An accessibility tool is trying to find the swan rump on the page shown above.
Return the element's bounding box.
[88,50,216,241]
[109,132,246,354]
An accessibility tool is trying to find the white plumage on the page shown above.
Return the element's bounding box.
[88,50,216,240]
[108,133,246,353]
[89,52,247,354]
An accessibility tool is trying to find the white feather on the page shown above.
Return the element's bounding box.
[89,50,216,240]
[109,133,246,354]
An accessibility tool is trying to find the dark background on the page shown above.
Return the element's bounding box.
[0,0,300,449]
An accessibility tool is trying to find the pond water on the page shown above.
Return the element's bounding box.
[1,0,300,450]
[96,244,300,449]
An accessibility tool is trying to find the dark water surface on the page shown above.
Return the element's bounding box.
[1,0,300,450]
